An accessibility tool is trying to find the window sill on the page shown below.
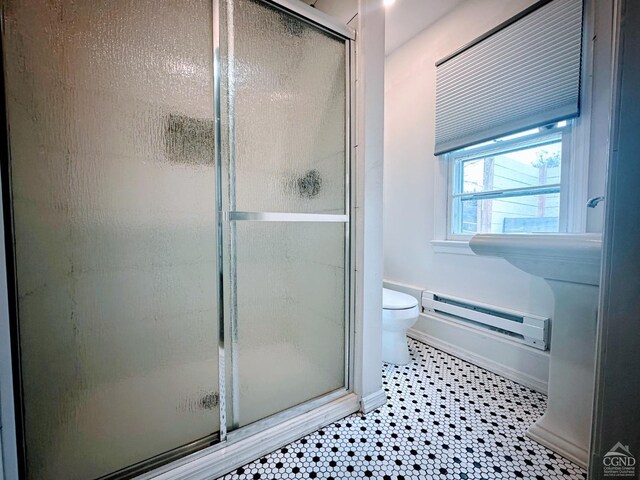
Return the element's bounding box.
[430,240,476,256]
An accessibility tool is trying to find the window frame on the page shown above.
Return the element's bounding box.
[445,122,574,240]
[431,0,600,253]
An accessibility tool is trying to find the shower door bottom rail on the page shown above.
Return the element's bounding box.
[136,390,359,480]
[97,433,220,480]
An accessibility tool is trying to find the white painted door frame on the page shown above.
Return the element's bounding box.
[589,0,640,478]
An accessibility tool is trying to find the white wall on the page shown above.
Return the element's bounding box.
[384,0,555,319]
[585,0,615,233]
[353,0,386,408]
[383,0,612,323]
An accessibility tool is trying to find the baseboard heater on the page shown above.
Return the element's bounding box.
[421,291,549,350]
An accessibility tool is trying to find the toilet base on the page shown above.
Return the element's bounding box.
[382,330,411,365]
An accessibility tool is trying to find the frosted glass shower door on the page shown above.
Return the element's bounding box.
[218,0,350,429]
[3,1,220,479]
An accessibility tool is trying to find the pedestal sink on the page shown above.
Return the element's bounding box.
[470,234,602,469]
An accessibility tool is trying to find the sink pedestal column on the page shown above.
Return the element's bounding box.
[526,281,599,469]
[468,233,603,469]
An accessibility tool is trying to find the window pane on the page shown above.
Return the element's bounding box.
[458,192,560,234]
[460,142,562,194]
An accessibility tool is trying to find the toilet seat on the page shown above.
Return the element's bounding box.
[383,288,419,310]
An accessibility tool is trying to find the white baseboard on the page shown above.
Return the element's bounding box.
[526,419,588,469]
[409,313,549,394]
[383,279,549,393]
[360,389,387,414]
[142,393,360,480]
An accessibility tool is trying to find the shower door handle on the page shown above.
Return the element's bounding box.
[225,211,348,222]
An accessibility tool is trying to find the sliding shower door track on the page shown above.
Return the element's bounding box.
[97,433,220,480]
[224,387,349,444]
[136,390,359,480]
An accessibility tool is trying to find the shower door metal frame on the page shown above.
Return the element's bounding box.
[213,0,357,443]
[136,1,358,478]
[0,1,357,479]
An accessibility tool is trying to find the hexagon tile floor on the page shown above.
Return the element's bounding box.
[221,338,587,479]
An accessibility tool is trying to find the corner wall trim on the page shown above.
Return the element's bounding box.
[360,389,387,414]
[408,320,549,394]
[139,394,360,480]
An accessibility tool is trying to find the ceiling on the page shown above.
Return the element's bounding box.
[385,0,466,54]
[300,0,466,55]
[300,0,358,25]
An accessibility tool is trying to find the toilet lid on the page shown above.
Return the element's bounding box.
[383,288,419,310]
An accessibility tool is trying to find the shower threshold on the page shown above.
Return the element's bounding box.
[136,391,359,480]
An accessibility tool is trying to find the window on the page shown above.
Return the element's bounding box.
[447,122,571,238]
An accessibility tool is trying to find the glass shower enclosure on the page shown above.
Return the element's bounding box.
[0,0,353,478]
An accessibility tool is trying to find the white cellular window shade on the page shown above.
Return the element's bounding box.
[434,0,583,156]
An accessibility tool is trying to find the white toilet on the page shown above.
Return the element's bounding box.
[382,288,420,365]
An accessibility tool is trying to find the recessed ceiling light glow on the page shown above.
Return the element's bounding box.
[384,0,396,7]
